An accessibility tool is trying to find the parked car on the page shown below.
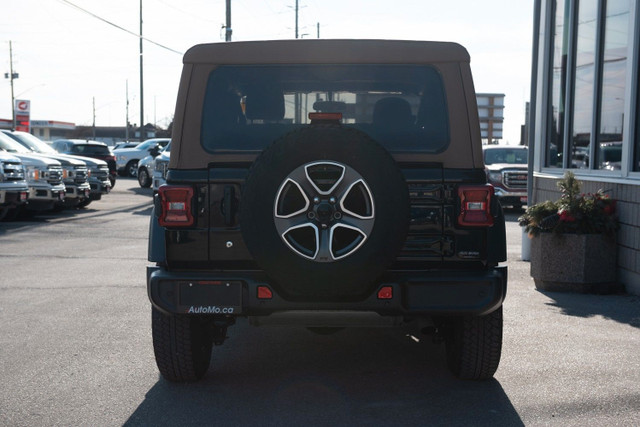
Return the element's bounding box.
[0,152,29,221]
[113,138,170,177]
[483,145,528,209]
[147,40,507,383]
[0,132,65,213]
[51,139,117,187]
[600,143,622,171]
[138,142,170,189]
[2,131,91,209]
[152,142,170,193]
[137,154,154,188]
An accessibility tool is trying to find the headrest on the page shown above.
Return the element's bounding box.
[372,97,414,128]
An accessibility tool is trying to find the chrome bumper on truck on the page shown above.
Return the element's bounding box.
[147,266,507,317]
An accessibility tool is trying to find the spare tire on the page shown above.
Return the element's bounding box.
[240,125,409,301]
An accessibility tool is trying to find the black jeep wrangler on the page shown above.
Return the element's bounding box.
[148,40,507,382]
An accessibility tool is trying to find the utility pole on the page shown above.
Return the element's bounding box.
[92,97,96,139]
[317,22,320,38]
[225,0,232,42]
[125,80,130,141]
[4,41,19,130]
[139,0,145,141]
[294,1,300,123]
[295,0,299,39]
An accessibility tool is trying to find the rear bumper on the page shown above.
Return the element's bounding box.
[147,266,507,318]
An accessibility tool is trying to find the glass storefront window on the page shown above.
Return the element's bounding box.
[637,48,640,171]
[597,0,630,171]
[547,0,569,168]
[570,0,597,169]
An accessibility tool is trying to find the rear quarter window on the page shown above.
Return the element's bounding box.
[200,64,450,154]
[74,145,110,155]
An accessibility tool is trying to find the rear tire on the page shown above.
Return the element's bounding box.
[126,160,138,177]
[152,307,214,382]
[138,167,151,188]
[444,306,503,380]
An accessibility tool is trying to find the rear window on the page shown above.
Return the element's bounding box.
[201,64,450,153]
[71,145,110,155]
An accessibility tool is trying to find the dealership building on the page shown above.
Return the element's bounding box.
[529,0,639,293]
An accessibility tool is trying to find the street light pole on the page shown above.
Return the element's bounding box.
[295,0,299,39]
[5,41,18,130]
[139,0,145,141]
[225,0,232,42]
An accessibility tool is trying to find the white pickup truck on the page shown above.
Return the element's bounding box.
[0,152,29,221]
[0,132,65,214]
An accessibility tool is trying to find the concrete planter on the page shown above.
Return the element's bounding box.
[530,233,619,293]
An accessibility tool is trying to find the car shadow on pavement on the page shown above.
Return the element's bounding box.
[124,324,523,426]
[0,202,151,234]
[133,206,153,216]
[541,291,640,329]
[129,186,154,197]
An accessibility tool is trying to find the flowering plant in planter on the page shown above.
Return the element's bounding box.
[518,171,618,237]
[519,172,620,293]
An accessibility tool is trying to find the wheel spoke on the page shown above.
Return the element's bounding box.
[336,214,374,236]
[314,228,333,262]
[274,211,310,232]
[332,167,362,199]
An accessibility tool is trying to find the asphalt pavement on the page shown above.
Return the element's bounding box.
[0,178,639,426]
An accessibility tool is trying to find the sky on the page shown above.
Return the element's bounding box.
[1,0,533,144]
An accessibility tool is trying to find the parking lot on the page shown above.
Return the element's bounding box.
[1,178,639,426]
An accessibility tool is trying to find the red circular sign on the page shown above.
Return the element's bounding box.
[17,101,28,111]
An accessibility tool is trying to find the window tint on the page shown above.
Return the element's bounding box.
[201,65,450,153]
[73,145,110,155]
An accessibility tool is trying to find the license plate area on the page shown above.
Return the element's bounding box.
[178,280,243,314]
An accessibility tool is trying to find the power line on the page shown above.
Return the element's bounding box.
[56,0,183,55]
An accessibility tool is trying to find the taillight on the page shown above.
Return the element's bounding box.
[158,185,194,227]
[457,185,494,226]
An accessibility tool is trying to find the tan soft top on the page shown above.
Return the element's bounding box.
[184,39,470,65]
[172,39,482,169]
